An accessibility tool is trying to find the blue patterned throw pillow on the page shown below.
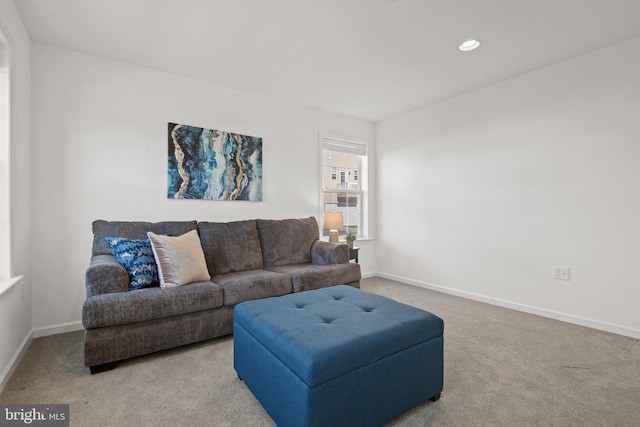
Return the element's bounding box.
[106,236,160,291]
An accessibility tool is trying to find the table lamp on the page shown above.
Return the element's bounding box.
[323,212,344,243]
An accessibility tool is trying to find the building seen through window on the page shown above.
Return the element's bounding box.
[321,137,367,239]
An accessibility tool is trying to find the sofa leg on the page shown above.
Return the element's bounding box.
[430,393,441,402]
[89,362,117,374]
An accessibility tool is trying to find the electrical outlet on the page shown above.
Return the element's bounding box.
[553,266,570,281]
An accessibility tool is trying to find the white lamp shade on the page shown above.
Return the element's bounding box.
[323,212,344,230]
[324,212,343,243]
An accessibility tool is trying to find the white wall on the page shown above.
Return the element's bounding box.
[377,36,640,338]
[30,43,376,332]
[0,0,31,389]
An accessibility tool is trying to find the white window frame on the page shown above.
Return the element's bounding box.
[319,133,370,240]
[0,24,21,298]
[0,29,11,282]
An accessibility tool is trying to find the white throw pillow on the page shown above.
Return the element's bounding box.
[147,230,211,289]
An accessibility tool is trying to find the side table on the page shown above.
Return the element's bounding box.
[349,247,359,263]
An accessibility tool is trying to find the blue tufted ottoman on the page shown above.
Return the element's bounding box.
[233,285,444,427]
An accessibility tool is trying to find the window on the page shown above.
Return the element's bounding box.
[320,135,368,239]
[0,36,9,280]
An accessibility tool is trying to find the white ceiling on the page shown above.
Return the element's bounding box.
[14,0,640,122]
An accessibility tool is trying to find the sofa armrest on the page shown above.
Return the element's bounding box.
[311,241,349,265]
[85,255,129,298]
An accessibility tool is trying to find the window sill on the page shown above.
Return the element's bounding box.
[322,237,375,244]
[0,276,23,300]
[351,237,374,243]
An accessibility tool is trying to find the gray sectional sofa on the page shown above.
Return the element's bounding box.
[82,217,361,373]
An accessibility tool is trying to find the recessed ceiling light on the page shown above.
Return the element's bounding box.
[458,39,480,52]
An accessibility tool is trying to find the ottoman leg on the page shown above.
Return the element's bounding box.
[430,393,442,402]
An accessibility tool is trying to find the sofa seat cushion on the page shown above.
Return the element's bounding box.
[82,281,223,329]
[267,263,361,293]
[213,270,292,306]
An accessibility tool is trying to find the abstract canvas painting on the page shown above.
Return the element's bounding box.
[167,122,262,201]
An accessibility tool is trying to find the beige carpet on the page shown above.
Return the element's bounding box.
[1,277,639,426]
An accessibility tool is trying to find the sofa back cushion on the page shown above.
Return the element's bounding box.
[92,220,198,256]
[256,217,319,267]
[198,220,264,275]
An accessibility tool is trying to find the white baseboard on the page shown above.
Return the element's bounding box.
[33,321,83,338]
[375,272,640,340]
[0,329,33,392]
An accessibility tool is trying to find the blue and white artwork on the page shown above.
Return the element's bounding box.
[167,122,262,201]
